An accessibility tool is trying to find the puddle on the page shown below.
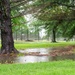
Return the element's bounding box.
[19,48,50,55]
[15,56,50,63]
[0,47,75,64]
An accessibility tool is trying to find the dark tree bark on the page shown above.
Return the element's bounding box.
[52,28,56,42]
[34,26,36,40]
[0,0,18,54]
[16,31,18,41]
[26,29,29,41]
[37,29,40,41]
[20,27,23,41]
[47,31,50,41]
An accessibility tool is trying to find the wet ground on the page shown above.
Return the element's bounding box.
[0,46,75,64]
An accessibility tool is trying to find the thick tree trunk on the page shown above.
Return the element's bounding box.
[0,0,18,54]
[1,25,18,54]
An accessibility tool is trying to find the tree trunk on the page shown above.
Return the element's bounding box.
[16,31,18,41]
[52,28,56,42]
[26,29,29,41]
[47,31,50,41]
[35,26,36,40]
[1,26,18,54]
[37,29,40,41]
[20,28,23,41]
[0,0,18,54]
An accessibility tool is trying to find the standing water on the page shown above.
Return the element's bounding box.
[0,48,75,64]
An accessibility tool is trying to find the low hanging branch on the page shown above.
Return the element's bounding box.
[10,0,33,10]
[4,0,75,21]
[11,0,28,9]
[11,1,52,19]
[10,0,26,3]
[52,1,75,8]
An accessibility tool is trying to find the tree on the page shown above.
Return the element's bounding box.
[29,19,44,40]
[0,0,18,54]
[0,0,31,54]
[31,0,75,42]
[0,0,75,54]
[12,16,27,41]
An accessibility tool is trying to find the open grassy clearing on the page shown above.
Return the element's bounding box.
[0,41,75,50]
[14,41,75,50]
[0,60,75,75]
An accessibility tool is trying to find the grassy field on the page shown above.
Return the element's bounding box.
[14,41,75,50]
[0,42,75,75]
[0,41,75,50]
[0,60,75,75]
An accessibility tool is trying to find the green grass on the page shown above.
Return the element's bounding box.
[0,60,75,75]
[14,41,75,50]
[0,41,75,50]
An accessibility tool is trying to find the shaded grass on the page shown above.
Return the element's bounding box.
[14,41,75,50]
[0,60,75,75]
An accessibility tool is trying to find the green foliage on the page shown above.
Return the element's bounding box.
[11,10,27,32]
[62,21,75,39]
[32,0,75,40]
[10,0,75,40]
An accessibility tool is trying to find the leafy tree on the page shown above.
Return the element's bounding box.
[30,19,45,40]
[31,0,75,42]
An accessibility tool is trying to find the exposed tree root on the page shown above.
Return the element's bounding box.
[0,48,19,55]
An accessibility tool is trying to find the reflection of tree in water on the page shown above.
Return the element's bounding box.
[0,55,17,64]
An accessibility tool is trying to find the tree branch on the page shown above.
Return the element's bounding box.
[52,1,75,8]
[11,0,33,10]
[10,0,25,3]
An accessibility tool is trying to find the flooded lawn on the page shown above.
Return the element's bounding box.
[0,46,75,64]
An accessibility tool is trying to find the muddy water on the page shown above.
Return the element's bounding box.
[19,48,50,55]
[0,48,75,64]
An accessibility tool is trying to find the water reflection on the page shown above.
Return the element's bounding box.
[0,48,75,64]
[19,48,50,54]
[15,56,50,63]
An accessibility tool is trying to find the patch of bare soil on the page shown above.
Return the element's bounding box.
[24,52,49,56]
[50,45,75,57]
[24,45,75,56]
